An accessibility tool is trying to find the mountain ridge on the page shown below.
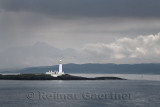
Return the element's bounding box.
[1,63,160,74]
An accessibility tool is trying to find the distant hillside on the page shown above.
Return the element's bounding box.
[1,63,160,74]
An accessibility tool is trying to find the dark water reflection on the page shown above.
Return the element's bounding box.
[0,80,160,107]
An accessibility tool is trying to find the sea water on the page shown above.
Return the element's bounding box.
[0,80,160,107]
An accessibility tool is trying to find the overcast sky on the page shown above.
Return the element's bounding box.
[0,0,160,69]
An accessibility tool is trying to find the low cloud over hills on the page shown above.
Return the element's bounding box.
[1,33,160,69]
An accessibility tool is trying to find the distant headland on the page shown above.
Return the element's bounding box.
[0,74,126,80]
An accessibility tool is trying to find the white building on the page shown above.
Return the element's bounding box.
[46,60,64,77]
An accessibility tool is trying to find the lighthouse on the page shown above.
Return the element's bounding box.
[46,60,64,77]
[59,60,62,74]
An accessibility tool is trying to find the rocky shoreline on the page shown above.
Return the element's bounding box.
[0,74,126,80]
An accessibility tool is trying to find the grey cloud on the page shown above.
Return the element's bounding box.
[1,0,160,18]
[0,11,160,52]
[83,33,160,64]
[1,33,160,69]
[0,42,79,69]
[0,0,160,69]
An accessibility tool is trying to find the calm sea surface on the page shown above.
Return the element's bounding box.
[0,80,160,107]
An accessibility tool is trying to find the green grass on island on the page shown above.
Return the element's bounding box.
[0,74,126,80]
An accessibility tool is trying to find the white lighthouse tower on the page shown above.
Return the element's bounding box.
[46,60,64,77]
[59,60,62,74]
